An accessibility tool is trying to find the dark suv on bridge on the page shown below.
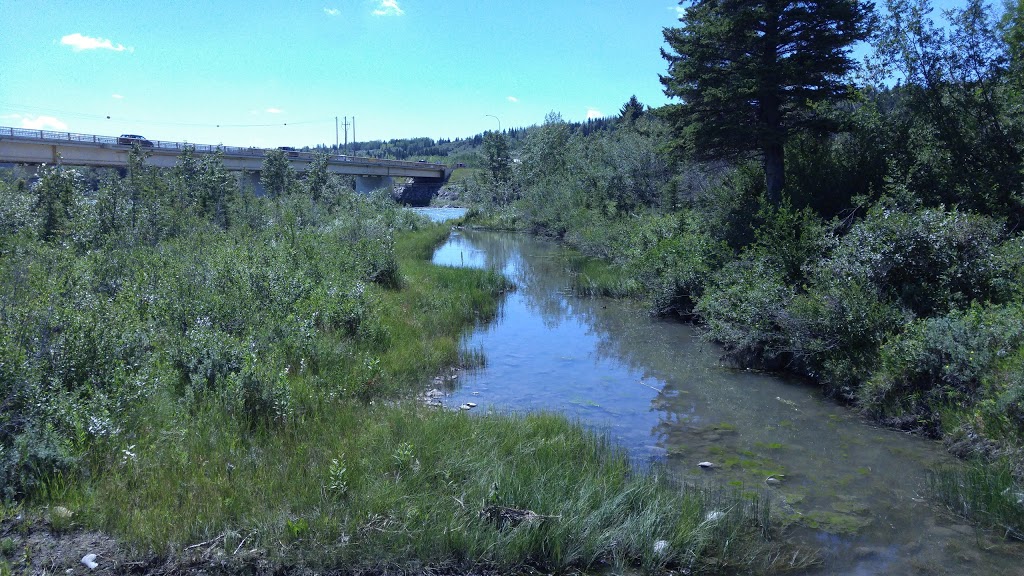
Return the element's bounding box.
[118,134,154,147]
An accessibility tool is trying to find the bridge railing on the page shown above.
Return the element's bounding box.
[0,126,447,171]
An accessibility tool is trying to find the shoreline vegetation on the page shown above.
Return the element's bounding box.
[0,153,802,574]
[456,0,1024,543]
[4,0,1024,568]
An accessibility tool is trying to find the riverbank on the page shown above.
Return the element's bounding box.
[428,227,1024,574]
[460,204,1024,544]
[0,172,800,575]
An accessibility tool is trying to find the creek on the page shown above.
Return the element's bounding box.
[424,224,1024,575]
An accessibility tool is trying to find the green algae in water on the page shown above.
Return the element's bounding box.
[832,499,870,515]
[802,510,873,534]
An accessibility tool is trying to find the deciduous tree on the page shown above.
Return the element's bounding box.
[261,148,295,198]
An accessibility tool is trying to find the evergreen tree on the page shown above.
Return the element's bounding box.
[661,0,873,203]
[618,95,646,126]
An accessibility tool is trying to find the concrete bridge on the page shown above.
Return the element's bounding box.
[0,126,451,200]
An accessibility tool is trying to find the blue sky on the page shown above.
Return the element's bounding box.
[1,1,686,148]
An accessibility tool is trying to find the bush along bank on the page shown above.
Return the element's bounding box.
[469,189,1024,540]
[460,99,1024,539]
[0,154,799,575]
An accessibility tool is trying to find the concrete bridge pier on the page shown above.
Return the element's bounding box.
[239,171,266,196]
[355,175,393,195]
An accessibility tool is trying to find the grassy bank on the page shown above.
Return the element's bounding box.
[0,161,797,574]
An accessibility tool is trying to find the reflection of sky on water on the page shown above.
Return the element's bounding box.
[430,229,1024,576]
[432,235,489,270]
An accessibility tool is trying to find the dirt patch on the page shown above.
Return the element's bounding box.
[0,512,504,575]
[1,513,121,575]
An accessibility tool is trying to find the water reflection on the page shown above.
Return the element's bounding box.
[432,229,1024,575]
[409,206,468,222]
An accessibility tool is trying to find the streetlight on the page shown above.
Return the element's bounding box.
[485,114,501,132]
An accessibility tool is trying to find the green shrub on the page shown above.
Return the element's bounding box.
[229,352,292,427]
[785,279,905,399]
[863,304,1024,434]
[818,203,1006,318]
[689,160,763,251]
[747,199,833,285]
[630,227,729,317]
[696,257,796,369]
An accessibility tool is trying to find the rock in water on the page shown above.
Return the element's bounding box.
[698,461,715,469]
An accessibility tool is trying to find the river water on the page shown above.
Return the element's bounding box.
[428,227,1024,575]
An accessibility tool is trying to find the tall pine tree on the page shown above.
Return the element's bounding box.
[661,0,873,203]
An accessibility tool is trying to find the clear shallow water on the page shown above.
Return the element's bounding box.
[432,229,1024,575]
[410,206,468,222]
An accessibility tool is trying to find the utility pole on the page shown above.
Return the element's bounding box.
[342,116,351,154]
[335,116,339,152]
[352,117,356,155]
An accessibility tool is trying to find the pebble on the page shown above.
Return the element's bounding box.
[765,475,782,486]
[459,403,476,410]
[698,461,715,469]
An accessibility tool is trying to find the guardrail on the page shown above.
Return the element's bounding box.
[0,126,448,171]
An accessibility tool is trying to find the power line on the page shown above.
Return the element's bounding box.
[0,101,333,129]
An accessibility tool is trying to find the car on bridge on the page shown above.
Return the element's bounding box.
[118,134,154,147]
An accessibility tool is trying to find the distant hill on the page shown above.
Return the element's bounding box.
[307,116,618,167]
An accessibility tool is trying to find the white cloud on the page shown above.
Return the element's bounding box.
[373,0,404,16]
[111,94,124,99]
[507,96,519,103]
[586,108,603,120]
[266,107,283,114]
[61,32,131,52]
[324,7,340,16]
[21,115,68,130]
[670,5,686,18]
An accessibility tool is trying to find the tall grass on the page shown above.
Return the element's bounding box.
[931,458,1024,541]
[0,160,800,573]
[83,403,791,573]
[41,225,793,574]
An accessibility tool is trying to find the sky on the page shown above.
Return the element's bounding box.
[0,1,688,149]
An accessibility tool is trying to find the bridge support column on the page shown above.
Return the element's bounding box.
[355,175,393,195]
[239,171,266,196]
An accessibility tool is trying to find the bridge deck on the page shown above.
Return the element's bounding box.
[0,126,448,179]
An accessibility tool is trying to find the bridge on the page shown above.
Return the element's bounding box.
[0,126,451,200]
